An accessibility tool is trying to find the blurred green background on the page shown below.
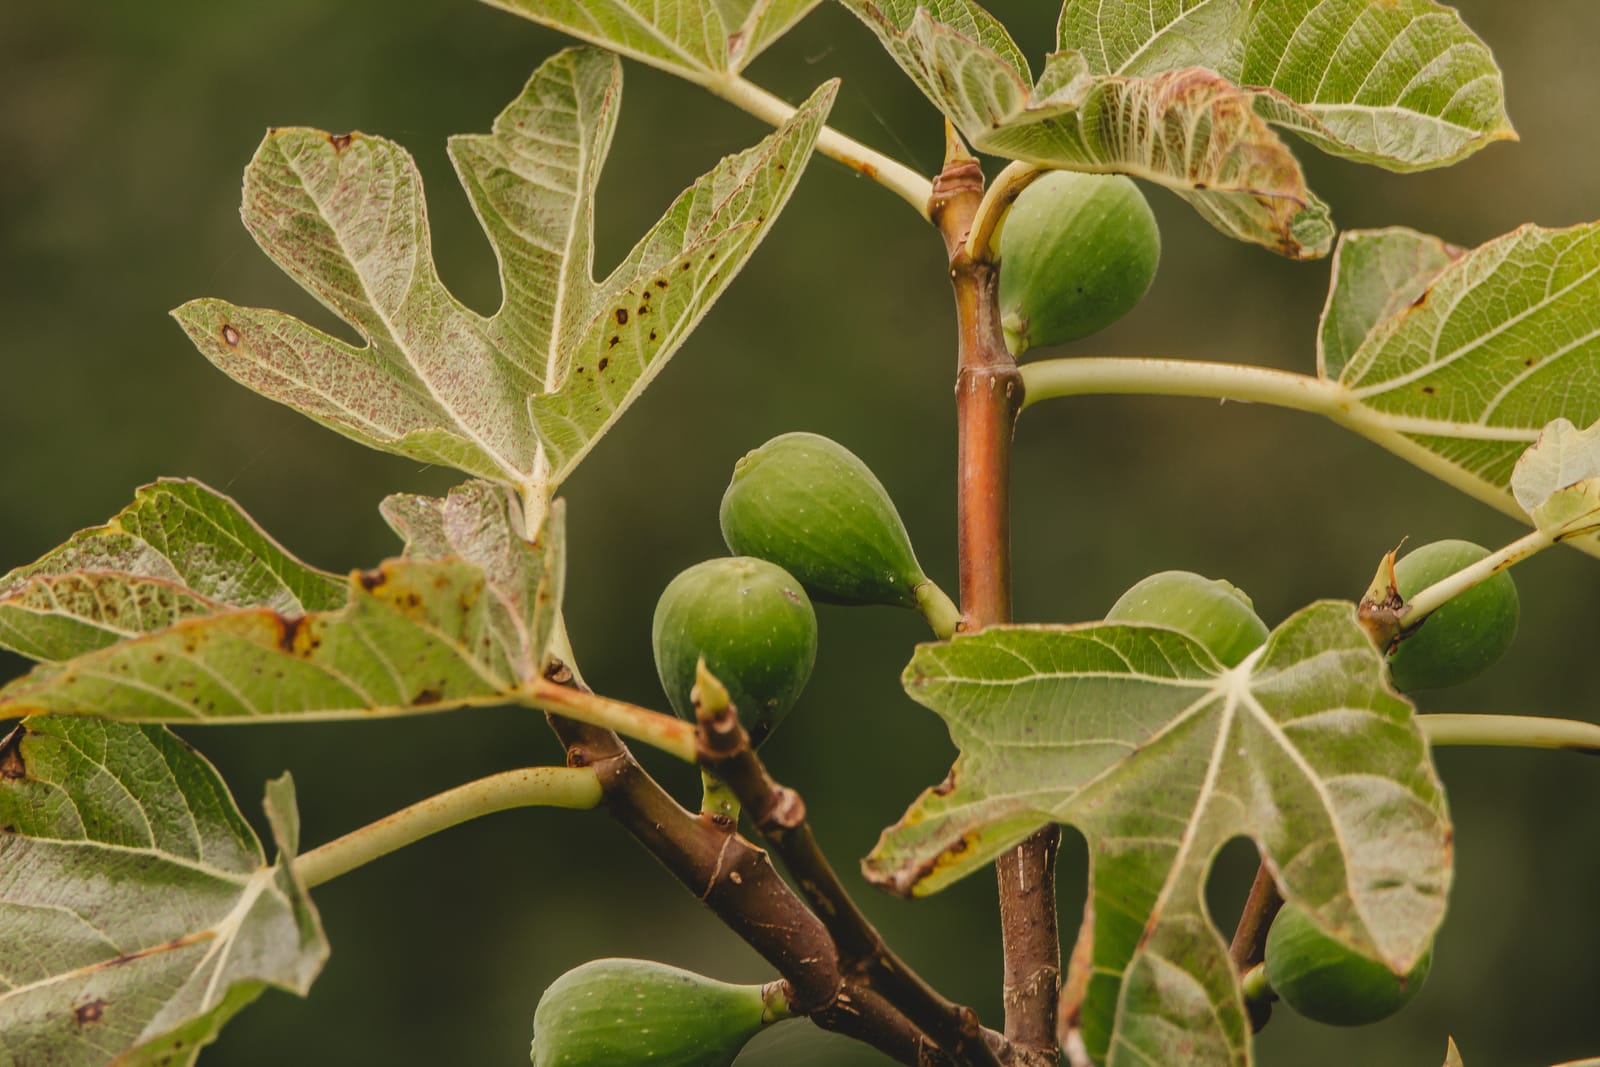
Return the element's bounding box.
[3,3,1598,1065]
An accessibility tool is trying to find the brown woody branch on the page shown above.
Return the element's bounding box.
[931,130,1062,1063]
[696,676,1005,1067]
[1228,861,1284,1032]
[542,661,976,1065]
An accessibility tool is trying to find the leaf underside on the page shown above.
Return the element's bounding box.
[0,480,564,725]
[478,0,823,81]
[865,604,1449,1066]
[836,0,1509,257]
[1322,223,1600,550]
[0,719,325,1066]
[173,47,834,502]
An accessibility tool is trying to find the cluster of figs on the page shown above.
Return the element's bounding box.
[531,175,1524,1062]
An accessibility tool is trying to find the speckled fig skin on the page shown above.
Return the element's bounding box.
[651,556,817,744]
[1387,539,1519,691]
[998,170,1160,354]
[720,432,928,608]
[1106,570,1269,667]
[530,959,769,1067]
[1264,904,1433,1027]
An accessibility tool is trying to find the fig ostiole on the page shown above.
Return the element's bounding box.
[530,958,790,1067]
[651,556,817,745]
[997,169,1161,355]
[1386,539,1519,691]
[720,432,960,636]
[1105,570,1269,668]
[1263,903,1433,1027]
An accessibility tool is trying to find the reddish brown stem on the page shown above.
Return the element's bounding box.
[1228,862,1284,1032]
[699,692,1005,1067]
[931,140,1061,1062]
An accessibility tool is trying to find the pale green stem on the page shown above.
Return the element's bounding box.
[1018,357,1600,565]
[522,676,698,762]
[965,161,1043,262]
[293,766,602,888]
[1419,713,1600,754]
[1401,529,1554,623]
[706,73,933,220]
[914,579,963,639]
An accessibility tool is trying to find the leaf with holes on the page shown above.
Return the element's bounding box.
[1321,223,1600,554]
[173,47,834,510]
[0,719,325,1065]
[836,0,1331,257]
[863,604,1449,1066]
[0,483,564,725]
[0,480,345,664]
[1059,0,1513,171]
[479,0,821,82]
[1510,418,1600,539]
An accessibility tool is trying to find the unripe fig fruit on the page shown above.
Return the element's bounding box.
[998,170,1160,354]
[1264,903,1432,1027]
[652,557,817,744]
[1106,570,1269,667]
[530,958,775,1067]
[720,432,929,609]
[1388,539,1519,691]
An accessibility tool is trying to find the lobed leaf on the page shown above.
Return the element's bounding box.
[0,481,344,664]
[836,1,1331,257]
[1059,0,1513,171]
[174,48,834,504]
[0,482,565,725]
[478,0,823,81]
[864,604,1449,1066]
[0,719,326,1065]
[1322,223,1600,549]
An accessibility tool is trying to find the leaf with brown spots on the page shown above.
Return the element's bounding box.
[0,481,565,725]
[864,604,1449,1066]
[0,719,325,1065]
[0,480,344,664]
[834,1,1331,257]
[1319,223,1600,551]
[1059,0,1513,171]
[173,48,834,512]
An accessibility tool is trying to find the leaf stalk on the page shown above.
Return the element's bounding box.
[707,73,934,220]
[293,766,602,888]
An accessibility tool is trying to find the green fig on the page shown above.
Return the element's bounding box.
[1264,903,1433,1027]
[1387,539,1519,691]
[530,958,782,1067]
[720,433,960,635]
[998,170,1160,355]
[652,557,817,744]
[1106,570,1269,667]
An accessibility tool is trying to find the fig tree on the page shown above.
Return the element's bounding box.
[998,170,1160,354]
[1264,903,1433,1027]
[1106,570,1269,667]
[530,958,781,1067]
[652,556,817,744]
[719,432,951,625]
[1388,539,1519,691]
